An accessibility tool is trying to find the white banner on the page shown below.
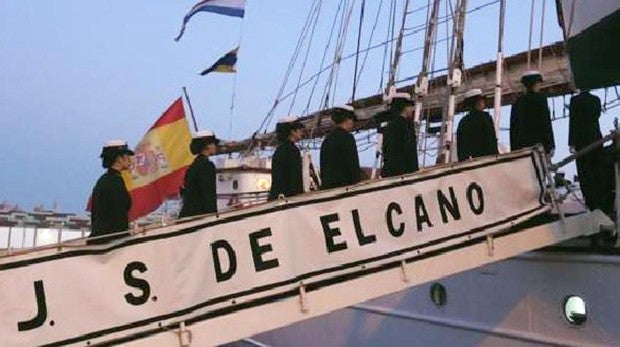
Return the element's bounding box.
[0,150,548,346]
[559,0,620,38]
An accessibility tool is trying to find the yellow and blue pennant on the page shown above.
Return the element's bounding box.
[200,47,239,76]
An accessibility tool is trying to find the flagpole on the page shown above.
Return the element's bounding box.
[229,8,246,138]
[182,86,199,132]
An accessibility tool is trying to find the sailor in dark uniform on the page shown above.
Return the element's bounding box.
[269,116,305,200]
[510,70,555,156]
[89,140,134,244]
[569,89,605,210]
[456,89,499,161]
[320,105,362,189]
[382,92,419,177]
[178,130,220,218]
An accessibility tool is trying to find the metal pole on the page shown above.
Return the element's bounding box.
[614,123,620,236]
[440,0,468,164]
[352,0,366,101]
[371,133,383,179]
[527,0,536,70]
[21,225,26,248]
[616,153,619,236]
[493,0,507,151]
[7,226,12,250]
[537,0,546,71]
[387,0,412,89]
[182,86,199,132]
[551,132,618,170]
[414,0,441,126]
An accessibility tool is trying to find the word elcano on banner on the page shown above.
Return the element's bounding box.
[1,149,552,346]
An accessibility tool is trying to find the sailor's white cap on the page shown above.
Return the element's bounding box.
[390,92,412,101]
[521,70,542,78]
[103,139,128,148]
[190,130,220,154]
[101,139,134,157]
[331,104,357,123]
[385,90,414,106]
[462,88,483,99]
[193,130,217,139]
[276,116,305,132]
[277,116,300,124]
[334,104,355,113]
[520,70,543,85]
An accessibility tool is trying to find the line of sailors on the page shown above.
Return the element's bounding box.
[89,70,609,243]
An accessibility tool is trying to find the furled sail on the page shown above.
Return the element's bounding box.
[557,0,620,89]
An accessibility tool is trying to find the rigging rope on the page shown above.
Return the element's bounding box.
[258,0,501,136]
[380,0,397,91]
[330,0,357,105]
[352,0,366,101]
[288,0,324,115]
[387,0,412,89]
[527,0,536,69]
[256,0,322,135]
[354,0,385,88]
[321,0,357,110]
[537,0,546,71]
[303,0,346,115]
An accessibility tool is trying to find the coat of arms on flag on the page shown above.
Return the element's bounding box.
[123,98,194,221]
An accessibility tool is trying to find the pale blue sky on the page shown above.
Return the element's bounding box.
[0,0,616,213]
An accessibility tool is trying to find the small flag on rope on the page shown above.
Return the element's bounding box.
[200,47,239,76]
[175,0,246,41]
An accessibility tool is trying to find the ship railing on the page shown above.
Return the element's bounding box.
[218,191,270,209]
[0,225,90,257]
[548,128,619,237]
[2,135,618,259]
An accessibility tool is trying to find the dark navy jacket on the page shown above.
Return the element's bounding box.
[320,127,362,189]
[179,154,217,217]
[269,140,304,200]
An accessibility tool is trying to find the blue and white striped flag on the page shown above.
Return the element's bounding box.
[175,0,246,41]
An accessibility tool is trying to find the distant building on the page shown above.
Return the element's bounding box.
[0,202,89,229]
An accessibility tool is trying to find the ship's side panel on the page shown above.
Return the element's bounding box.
[244,251,620,346]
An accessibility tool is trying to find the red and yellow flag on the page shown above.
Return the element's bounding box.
[123,98,193,221]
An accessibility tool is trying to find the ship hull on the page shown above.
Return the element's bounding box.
[240,249,620,347]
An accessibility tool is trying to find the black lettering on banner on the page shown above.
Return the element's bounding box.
[415,195,433,231]
[351,209,377,246]
[320,213,348,253]
[124,262,151,306]
[386,202,405,237]
[211,240,237,282]
[437,187,462,223]
[466,182,485,215]
[17,280,48,331]
[249,228,280,272]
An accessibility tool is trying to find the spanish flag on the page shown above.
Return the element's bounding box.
[123,98,194,221]
[200,47,238,75]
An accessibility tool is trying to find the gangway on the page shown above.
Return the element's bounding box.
[0,146,614,346]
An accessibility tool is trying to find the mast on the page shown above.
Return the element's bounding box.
[438,0,468,164]
[413,0,442,127]
[386,0,412,90]
[182,86,199,132]
[373,0,412,178]
[493,0,507,151]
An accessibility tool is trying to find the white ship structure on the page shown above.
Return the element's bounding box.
[1,0,620,346]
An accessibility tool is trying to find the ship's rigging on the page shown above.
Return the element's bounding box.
[221,0,618,170]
